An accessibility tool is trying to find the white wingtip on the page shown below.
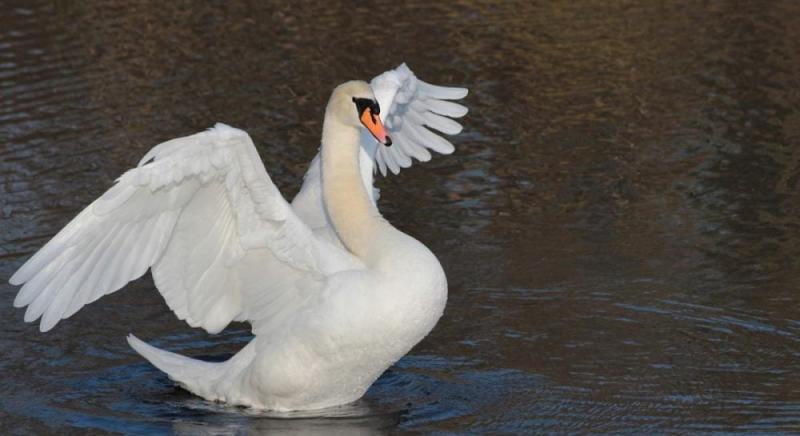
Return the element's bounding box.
[418,80,468,100]
[9,259,38,287]
[39,317,56,333]
[9,271,23,286]
[12,296,26,308]
[23,304,40,323]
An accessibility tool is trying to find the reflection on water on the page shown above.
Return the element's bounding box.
[2,0,800,433]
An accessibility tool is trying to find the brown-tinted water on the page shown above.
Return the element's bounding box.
[2,0,800,433]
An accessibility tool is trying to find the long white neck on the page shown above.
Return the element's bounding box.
[321,115,384,259]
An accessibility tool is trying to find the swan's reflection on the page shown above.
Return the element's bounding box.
[170,399,402,436]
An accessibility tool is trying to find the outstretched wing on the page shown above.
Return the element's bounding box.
[10,124,363,333]
[370,63,469,175]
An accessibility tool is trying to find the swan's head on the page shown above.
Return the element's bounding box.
[327,80,392,146]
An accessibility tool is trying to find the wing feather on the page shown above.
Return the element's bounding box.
[369,63,468,176]
[10,123,363,333]
[420,111,463,135]
[9,207,94,286]
[406,120,455,155]
[394,131,432,162]
[421,99,469,118]
[389,140,413,168]
[25,252,81,323]
[14,245,74,308]
[417,80,468,100]
[71,222,126,309]
[47,221,125,328]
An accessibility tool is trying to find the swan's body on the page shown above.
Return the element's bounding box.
[8,65,467,411]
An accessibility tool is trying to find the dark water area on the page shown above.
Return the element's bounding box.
[2,0,800,433]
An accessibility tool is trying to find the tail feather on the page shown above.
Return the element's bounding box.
[127,334,223,396]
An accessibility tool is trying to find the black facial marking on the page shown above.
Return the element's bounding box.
[352,97,381,119]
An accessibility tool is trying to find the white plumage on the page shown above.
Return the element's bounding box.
[371,63,468,175]
[9,65,468,411]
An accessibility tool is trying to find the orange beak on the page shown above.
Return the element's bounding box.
[360,108,392,146]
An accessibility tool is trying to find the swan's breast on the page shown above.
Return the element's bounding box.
[371,233,448,343]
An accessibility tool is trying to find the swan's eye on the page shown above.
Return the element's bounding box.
[352,97,375,117]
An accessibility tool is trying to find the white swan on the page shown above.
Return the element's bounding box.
[8,65,468,411]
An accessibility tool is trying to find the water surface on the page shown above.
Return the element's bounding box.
[2,0,800,433]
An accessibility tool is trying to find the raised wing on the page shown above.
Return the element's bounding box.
[370,63,468,175]
[291,64,468,231]
[10,124,363,333]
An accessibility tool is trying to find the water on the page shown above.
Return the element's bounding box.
[2,0,800,433]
